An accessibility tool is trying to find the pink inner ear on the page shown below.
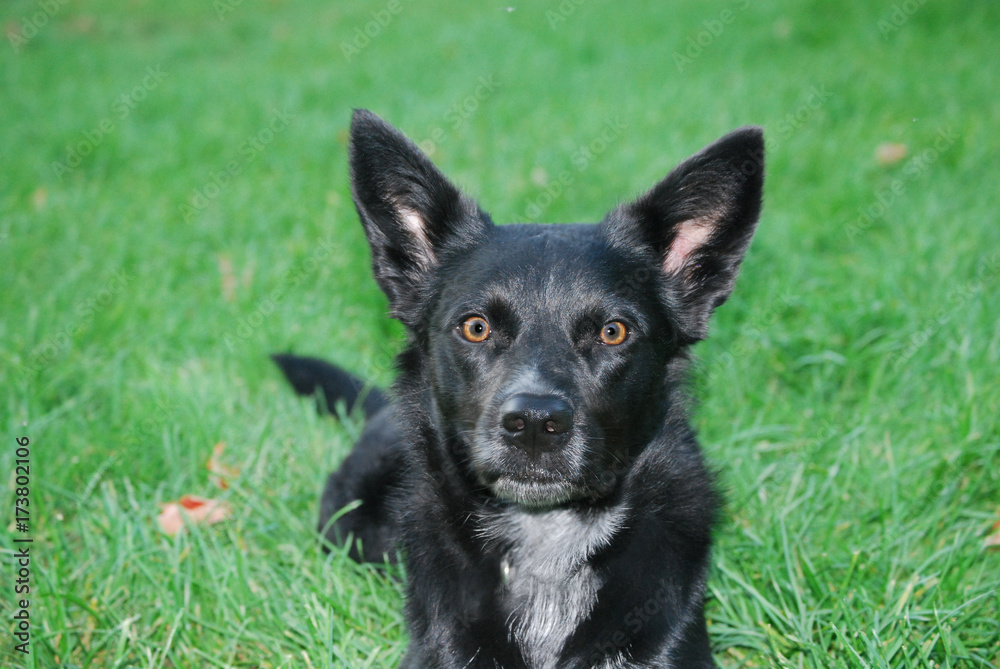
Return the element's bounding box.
[397,206,436,269]
[663,218,714,274]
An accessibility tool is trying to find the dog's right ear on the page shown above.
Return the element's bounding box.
[349,109,490,327]
[605,127,764,344]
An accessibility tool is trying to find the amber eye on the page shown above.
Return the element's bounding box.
[461,316,491,343]
[599,321,628,346]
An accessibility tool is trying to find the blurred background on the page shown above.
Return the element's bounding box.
[2,0,998,667]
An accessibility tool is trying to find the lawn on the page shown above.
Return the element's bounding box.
[2,0,999,667]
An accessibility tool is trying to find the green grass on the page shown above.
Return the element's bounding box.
[2,0,999,666]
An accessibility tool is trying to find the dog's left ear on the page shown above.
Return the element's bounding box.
[605,126,764,343]
[349,109,491,327]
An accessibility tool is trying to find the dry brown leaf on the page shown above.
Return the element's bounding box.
[985,516,1000,550]
[207,441,240,490]
[240,260,255,292]
[217,254,237,302]
[32,187,48,210]
[31,186,49,211]
[216,255,254,302]
[158,495,232,536]
[875,142,908,166]
[67,15,97,34]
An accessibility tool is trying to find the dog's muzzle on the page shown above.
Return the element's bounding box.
[499,393,573,458]
[469,391,601,508]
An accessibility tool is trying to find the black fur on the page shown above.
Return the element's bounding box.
[275,109,764,668]
[271,353,388,418]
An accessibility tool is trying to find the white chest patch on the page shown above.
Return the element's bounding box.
[481,506,626,669]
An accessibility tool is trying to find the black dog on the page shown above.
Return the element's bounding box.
[274,109,764,668]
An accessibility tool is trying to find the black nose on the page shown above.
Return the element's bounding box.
[500,394,573,456]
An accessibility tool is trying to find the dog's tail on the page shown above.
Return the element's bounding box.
[271,354,388,419]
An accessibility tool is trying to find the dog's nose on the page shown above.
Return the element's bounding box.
[500,394,573,455]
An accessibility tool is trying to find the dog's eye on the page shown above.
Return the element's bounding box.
[599,321,628,346]
[461,316,491,343]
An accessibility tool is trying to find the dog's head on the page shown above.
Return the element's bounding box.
[348,109,763,509]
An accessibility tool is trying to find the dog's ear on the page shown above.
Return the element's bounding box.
[349,109,490,326]
[606,127,764,343]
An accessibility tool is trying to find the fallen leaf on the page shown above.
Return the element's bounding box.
[875,142,908,166]
[207,441,240,490]
[158,495,232,536]
[67,15,97,34]
[240,260,255,292]
[32,187,48,210]
[985,515,1000,550]
[216,254,254,302]
[217,254,237,302]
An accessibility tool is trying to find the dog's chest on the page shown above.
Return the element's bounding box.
[485,508,623,669]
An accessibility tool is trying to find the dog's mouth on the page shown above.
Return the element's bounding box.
[480,469,589,509]
[489,477,577,508]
